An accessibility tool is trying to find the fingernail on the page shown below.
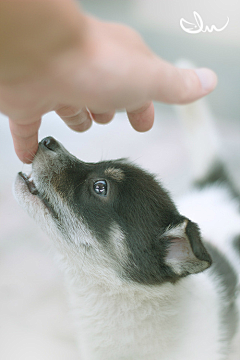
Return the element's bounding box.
[194,68,218,92]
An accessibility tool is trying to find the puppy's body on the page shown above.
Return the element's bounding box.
[14,110,240,359]
[67,186,240,360]
[67,262,223,360]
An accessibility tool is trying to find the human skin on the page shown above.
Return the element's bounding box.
[0,0,217,163]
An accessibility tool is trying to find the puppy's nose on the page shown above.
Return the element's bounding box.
[41,136,59,151]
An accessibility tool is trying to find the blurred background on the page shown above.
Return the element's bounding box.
[0,1,239,359]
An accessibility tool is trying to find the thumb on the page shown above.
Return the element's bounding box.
[150,58,217,104]
[9,118,41,163]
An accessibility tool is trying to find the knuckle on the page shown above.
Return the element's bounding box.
[56,106,82,117]
[62,110,90,126]
[63,114,85,126]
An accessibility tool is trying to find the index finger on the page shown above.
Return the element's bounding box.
[9,118,41,163]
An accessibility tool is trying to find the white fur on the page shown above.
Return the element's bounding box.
[65,268,221,360]
[14,173,240,359]
[62,185,239,360]
[13,128,240,359]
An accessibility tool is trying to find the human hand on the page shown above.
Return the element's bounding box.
[0,4,217,163]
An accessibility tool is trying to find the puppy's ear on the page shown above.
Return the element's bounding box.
[163,219,212,276]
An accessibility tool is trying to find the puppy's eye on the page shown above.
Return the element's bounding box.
[93,180,107,196]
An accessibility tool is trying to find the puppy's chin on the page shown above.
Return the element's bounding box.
[14,172,45,217]
[13,168,122,288]
[14,171,65,247]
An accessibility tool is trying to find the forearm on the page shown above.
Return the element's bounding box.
[0,0,87,83]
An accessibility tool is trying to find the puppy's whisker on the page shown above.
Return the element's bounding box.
[23,149,37,163]
[129,156,144,165]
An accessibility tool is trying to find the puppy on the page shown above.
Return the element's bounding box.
[14,117,240,359]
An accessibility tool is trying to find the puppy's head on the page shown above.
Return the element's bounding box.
[14,137,211,286]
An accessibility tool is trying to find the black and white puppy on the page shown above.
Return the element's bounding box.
[14,115,240,359]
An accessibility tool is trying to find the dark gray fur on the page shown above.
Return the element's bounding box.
[195,161,240,201]
[34,137,212,285]
[18,136,240,356]
[233,235,240,256]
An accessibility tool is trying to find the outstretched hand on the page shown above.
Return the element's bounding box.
[0,3,217,163]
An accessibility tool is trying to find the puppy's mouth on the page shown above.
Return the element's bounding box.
[18,171,60,220]
[19,172,39,195]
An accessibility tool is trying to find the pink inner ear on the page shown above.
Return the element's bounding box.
[166,237,196,262]
[163,221,210,275]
